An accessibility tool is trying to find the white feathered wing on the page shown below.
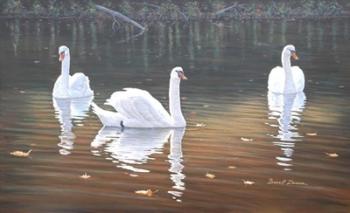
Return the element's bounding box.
[93,88,172,128]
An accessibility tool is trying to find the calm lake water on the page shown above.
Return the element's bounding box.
[0,18,349,212]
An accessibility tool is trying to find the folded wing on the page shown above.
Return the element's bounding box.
[105,88,172,127]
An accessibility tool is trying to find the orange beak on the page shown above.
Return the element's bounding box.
[291,52,299,60]
[59,52,65,62]
[180,73,188,80]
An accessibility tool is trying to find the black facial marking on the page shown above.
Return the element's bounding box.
[176,70,184,78]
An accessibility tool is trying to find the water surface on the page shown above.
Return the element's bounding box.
[0,19,350,212]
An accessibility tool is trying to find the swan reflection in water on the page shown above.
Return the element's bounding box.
[91,127,185,201]
[267,92,306,170]
[53,97,93,155]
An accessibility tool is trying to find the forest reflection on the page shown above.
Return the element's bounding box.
[4,19,349,68]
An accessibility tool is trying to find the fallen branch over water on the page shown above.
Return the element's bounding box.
[95,4,145,32]
[214,3,240,18]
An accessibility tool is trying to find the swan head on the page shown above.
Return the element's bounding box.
[58,45,70,62]
[170,66,187,80]
[283,44,299,60]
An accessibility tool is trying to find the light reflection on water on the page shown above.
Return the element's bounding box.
[53,97,93,155]
[267,92,306,170]
[0,18,350,212]
[91,127,185,201]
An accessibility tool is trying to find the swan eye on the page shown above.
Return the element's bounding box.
[59,52,65,61]
[176,71,183,77]
[175,70,187,80]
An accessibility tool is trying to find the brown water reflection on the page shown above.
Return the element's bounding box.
[0,18,350,212]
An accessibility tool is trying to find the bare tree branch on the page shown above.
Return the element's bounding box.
[214,3,239,18]
[95,4,145,32]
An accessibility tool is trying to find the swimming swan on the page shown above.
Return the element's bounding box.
[268,45,304,94]
[52,45,94,99]
[92,66,187,128]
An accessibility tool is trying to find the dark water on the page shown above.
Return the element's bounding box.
[0,18,350,212]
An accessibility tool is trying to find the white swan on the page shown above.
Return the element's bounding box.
[92,66,187,128]
[268,45,305,94]
[52,45,94,99]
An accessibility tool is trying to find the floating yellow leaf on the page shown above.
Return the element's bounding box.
[242,179,255,185]
[10,149,32,157]
[205,173,216,179]
[306,132,317,136]
[240,137,253,142]
[135,189,158,197]
[196,123,206,127]
[80,173,91,179]
[228,166,236,169]
[325,153,338,158]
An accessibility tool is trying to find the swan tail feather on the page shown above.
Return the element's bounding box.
[91,102,123,127]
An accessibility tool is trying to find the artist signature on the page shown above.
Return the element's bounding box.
[267,178,308,186]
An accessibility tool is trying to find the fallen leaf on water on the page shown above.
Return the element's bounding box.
[325,153,338,158]
[10,149,32,157]
[306,132,317,136]
[242,180,255,185]
[206,173,216,179]
[135,189,158,197]
[202,104,210,108]
[228,166,237,169]
[129,174,139,177]
[196,123,206,127]
[80,173,91,179]
[240,137,253,142]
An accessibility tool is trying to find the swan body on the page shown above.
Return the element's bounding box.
[268,45,305,94]
[53,45,94,99]
[92,67,187,128]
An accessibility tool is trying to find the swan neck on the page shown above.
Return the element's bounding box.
[169,78,186,127]
[281,50,296,93]
[60,54,70,95]
[61,54,70,76]
[281,51,291,70]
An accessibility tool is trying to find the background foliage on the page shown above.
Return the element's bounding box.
[0,0,349,20]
